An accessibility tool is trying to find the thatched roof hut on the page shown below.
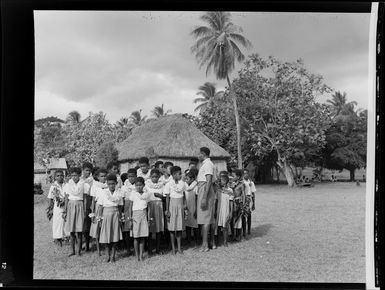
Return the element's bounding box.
[116,114,230,173]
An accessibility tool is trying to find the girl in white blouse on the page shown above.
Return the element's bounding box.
[129,177,152,261]
[63,167,90,257]
[164,166,188,255]
[99,174,124,263]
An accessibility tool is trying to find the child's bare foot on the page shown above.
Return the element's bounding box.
[177,250,184,255]
[68,252,75,257]
[106,257,111,263]
[77,252,82,256]
[111,257,116,263]
[171,250,176,255]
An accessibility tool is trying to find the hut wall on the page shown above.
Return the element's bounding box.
[34,173,47,184]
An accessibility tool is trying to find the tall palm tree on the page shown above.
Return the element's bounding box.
[152,104,172,118]
[129,110,147,126]
[116,117,130,128]
[191,11,252,168]
[327,91,358,118]
[194,82,224,113]
[66,110,81,124]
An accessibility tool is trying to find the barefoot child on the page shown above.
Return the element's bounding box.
[137,157,151,182]
[243,169,256,236]
[160,161,173,245]
[47,170,67,246]
[63,167,90,256]
[89,168,108,256]
[164,166,187,255]
[81,162,94,252]
[145,169,165,255]
[217,174,234,247]
[99,174,124,263]
[231,169,246,242]
[121,168,137,256]
[184,171,199,248]
[129,177,152,261]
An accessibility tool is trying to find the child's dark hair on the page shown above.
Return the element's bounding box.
[138,157,149,165]
[154,161,164,168]
[134,165,140,170]
[96,168,108,175]
[135,177,145,185]
[233,169,243,178]
[186,170,197,180]
[82,162,93,170]
[127,168,137,176]
[106,173,117,182]
[54,170,64,177]
[221,174,230,183]
[188,168,199,178]
[164,161,174,168]
[121,173,128,183]
[70,167,81,175]
[170,166,182,175]
[107,161,119,170]
[200,147,210,156]
[150,168,161,176]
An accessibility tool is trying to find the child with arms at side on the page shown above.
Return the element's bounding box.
[99,174,124,263]
[217,174,234,247]
[129,177,152,261]
[81,162,94,252]
[184,171,199,248]
[164,166,187,255]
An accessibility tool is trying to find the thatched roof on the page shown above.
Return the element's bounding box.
[117,114,230,161]
[34,158,68,173]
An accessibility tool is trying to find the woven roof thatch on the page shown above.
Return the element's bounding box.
[117,114,230,161]
[34,158,68,173]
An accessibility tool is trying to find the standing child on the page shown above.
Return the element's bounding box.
[137,157,151,182]
[217,174,234,247]
[107,162,123,188]
[63,167,90,256]
[129,177,152,261]
[121,168,137,256]
[89,168,108,256]
[243,169,256,236]
[184,171,199,248]
[47,170,67,246]
[231,169,246,242]
[160,161,173,245]
[81,162,94,252]
[99,174,124,263]
[145,169,165,255]
[164,166,187,255]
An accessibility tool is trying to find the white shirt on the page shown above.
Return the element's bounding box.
[197,158,216,183]
[63,179,90,201]
[81,175,94,195]
[122,180,136,200]
[163,178,187,199]
[129,189,152,211]
[159,175,172,186]
[137,168,151,181]
[244,179,256,196]
[99,188,124,208]
[185,180,198,197]
[145,179,164,201]
[90,181,107,205]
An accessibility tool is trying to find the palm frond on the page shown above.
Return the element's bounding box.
[229,33,252,48]
[191,26,213,38]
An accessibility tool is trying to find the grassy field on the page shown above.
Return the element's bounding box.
[34,182,365,282]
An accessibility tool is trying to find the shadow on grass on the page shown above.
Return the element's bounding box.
[250,223,273,238]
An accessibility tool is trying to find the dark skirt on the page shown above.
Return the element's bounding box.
[148,200,164,234]
[83,195,93,233]
[65,200,84,233]
[99,206,123,244]
[122,199,133,232]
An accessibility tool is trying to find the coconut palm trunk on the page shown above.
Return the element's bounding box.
[226,75,242,169]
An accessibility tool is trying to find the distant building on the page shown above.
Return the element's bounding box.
[34,158,68,184]
[116,114,231,174]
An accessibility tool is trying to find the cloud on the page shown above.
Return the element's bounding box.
[34,11,370,123]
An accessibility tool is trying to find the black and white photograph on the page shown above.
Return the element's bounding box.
[33,10,371,282]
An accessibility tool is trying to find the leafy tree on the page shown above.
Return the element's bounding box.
[129,110,147,126]
[326,91,357,117]
[116,117,130,128]
[191,11,252,169]
[66,110,81,125]
[152,104,172,118]
[35,116,64,128]
[232,54,331,186]
[64,112,115,167]
[193,82,224,113]
[94,141,119,168]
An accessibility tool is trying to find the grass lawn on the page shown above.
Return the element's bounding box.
[34,182,365,282]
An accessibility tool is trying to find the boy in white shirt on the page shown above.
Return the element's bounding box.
[81,162,94,252]
[243,169,256,236]
[137,157,151,181]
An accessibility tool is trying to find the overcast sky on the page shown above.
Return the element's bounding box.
[34,11,370,123]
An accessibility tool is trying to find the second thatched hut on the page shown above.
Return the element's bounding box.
[116,114,231,174]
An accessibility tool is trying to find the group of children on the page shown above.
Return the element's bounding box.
[46,157,256,262]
